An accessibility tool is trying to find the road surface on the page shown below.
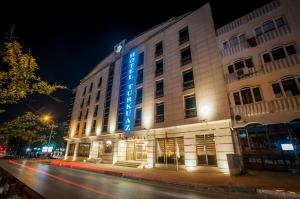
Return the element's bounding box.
[0,160,250,199]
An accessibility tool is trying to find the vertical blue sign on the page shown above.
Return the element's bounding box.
[124,50,138,133]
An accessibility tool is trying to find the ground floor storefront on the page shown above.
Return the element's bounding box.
[65,120,235,174]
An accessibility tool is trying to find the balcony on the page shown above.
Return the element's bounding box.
[227,67,259,83]
[256,24,291,45]
[220,41,249,57]
[263,54,300,73]
[232,95,300,117]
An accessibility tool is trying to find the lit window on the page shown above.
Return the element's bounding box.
[182,69,194,90]
[134,108,142,126]
[184,94,197,118]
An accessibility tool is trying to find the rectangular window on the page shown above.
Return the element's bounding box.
[155,102,164,123]
[84,109,89,120]
[86,95,91,106]
[89,82,93,93]
[155,60,163,76]
[68,144,75,156]
[91,120,96,135]
[245,58,254,68]
[255,27,263,37]
[82,86,87,96]
[136,69,143,85]
[263,20,275,33]
[136,87,143,104]
[234,60,245,70]
[282,78,300,96]
[80,98,85,108]
[228,65,234,74]
[229,36,238,46]
[76,123,80,134]
[223,41,229,49]
[179,27,189,44]
[137,52,144,66]
[78,143,90,157]
[155,41,163,57]
[272,83,283,98]
[286,45,297,55]
[98,77,102,88]
[233,92,241,105]
[252,87,262,102]
[183,69,194,90]
[93,105,98,117]
[272,48,286,60]
[155,80,164,98]
[184,94,197,118]
[82,122,87,135]
[263,53,272,63]
[275,17,285,28]
[78,111,82,120]
[241,88,253,104]
[134,108,142,126]
[95,90,101,102]
[181,47,192,66]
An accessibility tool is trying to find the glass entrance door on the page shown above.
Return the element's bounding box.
[126,141,135,160]
[135,143,147,161]
[196,134,217,166]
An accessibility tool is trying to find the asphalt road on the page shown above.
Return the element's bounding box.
[0,160,250,199]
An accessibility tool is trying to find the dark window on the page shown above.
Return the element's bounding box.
[263,53,272,63]
[181,47,192,66]
[183,69,194,90]
[136,69,143,85]
[255,27,263,37]
[89,82,93,93]
[263,20,275,33]
[86,95,91,106]
[272,47,286,60]
[184,95,197,118]
[84,109,89,120]
[155,102,164,123]
[155,80,164,98]
[233,92,241,105]
[91,120,96,135]
[245,58,254,68]
[82,122,87,134]
[80,98,85,108]
[76,123,80,134]
[98,77,102,88]
[155,60,163,76]
[241,88,253,104]
[239,34,246,43]
[78,111,82,120]
[95,90,101,102]
[136,88,143,104]
[234,60,245,70]
[223,41,229,49]
[94,105,98,117]
[137,52,144,66]
[272,83,283,98]
[179,27,189,44]
[228,65,234,74]
[275,17,285,28]
[282,78,300,96]
[82,86,87,96]
[155,41,163,57]
[134,108,142,126]
[229,36,238,46]
[252,87,262,102]
[286,45,297,55]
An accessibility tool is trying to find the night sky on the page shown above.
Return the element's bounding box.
[0,0,271,123]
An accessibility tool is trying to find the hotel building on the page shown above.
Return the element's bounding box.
[65,0,300,173]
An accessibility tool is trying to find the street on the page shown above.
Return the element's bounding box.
[0,160,251,199]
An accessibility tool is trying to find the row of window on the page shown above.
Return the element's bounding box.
[82,77,102,96]
[233,76,300,106]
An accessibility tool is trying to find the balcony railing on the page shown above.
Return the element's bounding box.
[232,95,300,117]
[227,67,260,83]
[220,41,249,57]
[263,54,300,73]
[256,24,291,45]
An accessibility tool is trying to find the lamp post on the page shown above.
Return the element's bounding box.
[42,114,54,148]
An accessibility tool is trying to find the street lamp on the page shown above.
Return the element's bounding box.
[41,114,54,145]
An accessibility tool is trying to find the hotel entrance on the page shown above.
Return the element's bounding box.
[126,141,147,161]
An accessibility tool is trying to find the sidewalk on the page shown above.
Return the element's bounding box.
[51,160,300,199]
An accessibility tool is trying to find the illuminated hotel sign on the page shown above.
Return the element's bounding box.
[124,50,138,133]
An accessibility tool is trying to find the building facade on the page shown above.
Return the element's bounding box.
[65,0,300,173]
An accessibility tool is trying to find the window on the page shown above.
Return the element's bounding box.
[98,77,102,88]
[155,80,164,98]
[155,60,163,76]
[137,52,144,66]
[80,98,85,108]
[155,41,163,57]
[233,92,241,105]
[241,88,253,104]
[282,78,300,96]
[89,82,93,93]
[82,122,87,134]
[86,95,91,106]
[93,105,98,117]
[183,69,194,90]
[229,36,238,46]
[181,47,192,66]
[77,143,90,157]
[91,120,96,135]
[76,123,80,134]
[155,102,164,123]
[136,69,143,85]
[229,57,254,73]
[252,87,262,102]
[84,109,89,120]
[263,20,275,33]
[136,87,143,104]
[179,27,189,44]
[263,53,272,63]
[272,47,286,60]
[184,94,197,118]
[275,17,285,28]
[78,111,82,120]
[286,44,297,55]
[239,34,246,43]
[234,60,245,70]
[95,90,101,102]
[223,41,229,49]
[255,27,263,37]
[68,144,75,156]
[245,58,254,68]
[228,65,234,74]
[82,86,87,96]
[272,83,283,98]
[134,108,142,126]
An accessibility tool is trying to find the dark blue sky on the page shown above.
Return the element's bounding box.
[0,0,271,123]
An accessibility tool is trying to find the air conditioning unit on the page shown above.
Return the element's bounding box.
[235,67,249,79]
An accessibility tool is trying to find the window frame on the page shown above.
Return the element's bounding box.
[134,107,142,126]
[182,69,194,91]
[179,26,189,45]
[184,94,197,118]
[181,46,192,66]
[155,79,164,98]
[155,102,164,123]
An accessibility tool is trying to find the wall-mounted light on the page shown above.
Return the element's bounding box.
[143,115,152,130]
[200,105,211,119]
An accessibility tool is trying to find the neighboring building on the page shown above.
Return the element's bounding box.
[65,0,300,173]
